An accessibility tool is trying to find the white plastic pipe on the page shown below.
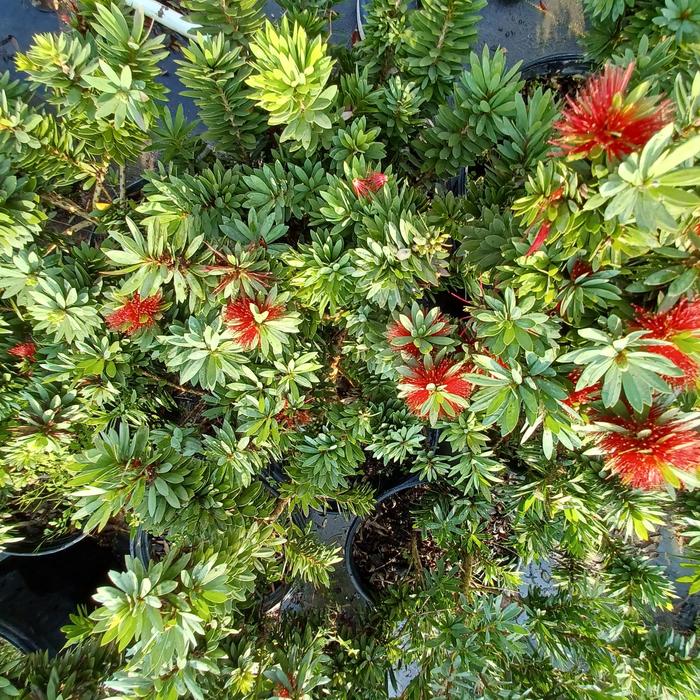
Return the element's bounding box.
[124,0,201,37]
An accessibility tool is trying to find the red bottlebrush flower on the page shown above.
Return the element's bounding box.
[386,307,453,357]
[275,399,314,429]
[634,299,700,339]
[550,62,674,161]
[564,369,600,407]
[398,358,473,422]
[387,320,421,357]
[594,408,700,489]
[633,299,700,389]
[570,259,593,280]
[8,342,37,362]
[647,344,700,390]
[106,293,163,335]
[352,171,388,198]
[525,186,564,257]
[224,296,286,349]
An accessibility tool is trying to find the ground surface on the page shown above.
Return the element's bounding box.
[1,0,584,78]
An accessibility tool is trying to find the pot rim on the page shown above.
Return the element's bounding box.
[0,622,38,654]
[2,531,86,558]
[520,53,593,81]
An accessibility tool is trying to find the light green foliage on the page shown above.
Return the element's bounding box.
[247,18,338,151]
[159,317,247,390]
[27,277,102,344]
[400,0,486,103]
[560,325,681,412]
[182,0,265,43]
[0,160,44,255]
[71,423,205,531]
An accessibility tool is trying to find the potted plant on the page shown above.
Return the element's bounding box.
[1,0,699,695]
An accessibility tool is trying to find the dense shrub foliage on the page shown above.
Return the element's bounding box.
[1,0,700,697]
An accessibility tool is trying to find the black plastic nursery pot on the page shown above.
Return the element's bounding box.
[344,475,429,604]
[1,529,86,558]
[0,534,131,654]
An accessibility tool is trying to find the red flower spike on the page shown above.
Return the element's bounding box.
[564,369,600,407]
[387,321,421,358]
[224,296,286,349]
[106,293,163,335]
[399,358,473,421]
[647,344,700,390]
[8,342,37,362]
[525,186,564,257]
[633,299,700,389]
[634,299,700,339]
[571,259,593,280]
[595,408,700,490]
[550,62,674,161]
[525,220,552,257]
[352,171,388,198]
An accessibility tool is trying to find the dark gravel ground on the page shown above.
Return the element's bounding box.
[1,0,583,79]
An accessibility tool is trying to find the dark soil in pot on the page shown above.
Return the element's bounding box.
[521,54,592,100]
[349,481,442,599]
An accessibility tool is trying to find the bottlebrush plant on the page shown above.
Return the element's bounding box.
[1,0,700,697]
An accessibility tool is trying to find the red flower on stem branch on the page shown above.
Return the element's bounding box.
[594,407,700,490]
[106,292,163,335]
[398,357,473,422]
[550,62,674,161]
[526,220,553,257]
[8,342,37,362]
[224,296,286,349]
[564,369,600,407]
[633,299,700,389]
[387,320,421,357]
[352,171,388,198]
[525,186,564,256]
[570,259,593,280]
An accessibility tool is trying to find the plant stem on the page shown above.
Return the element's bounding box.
[138,369,208,397]
[119,164,126,201]
[61,220,94,237]
[461,553,473,602]
[410,532,424,582]
[41,193,96,223]
[267,496,292,522]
